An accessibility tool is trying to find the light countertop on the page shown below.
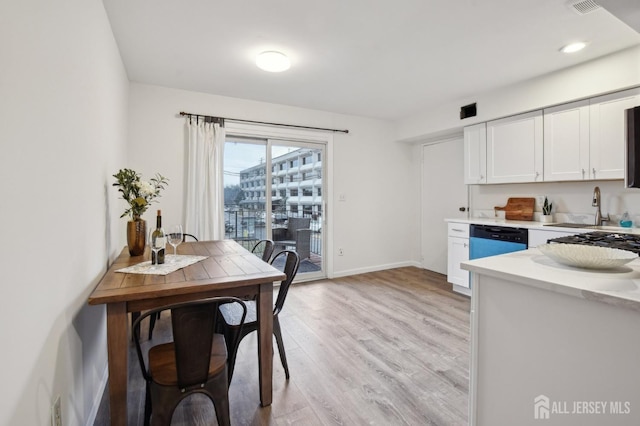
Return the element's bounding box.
[446,217,551,229]
[461,248,640,312]
[446,217,640,234]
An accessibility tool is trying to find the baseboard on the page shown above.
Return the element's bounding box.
[452,284,472,297]
[85,365,109,426]
[332,260,421,278]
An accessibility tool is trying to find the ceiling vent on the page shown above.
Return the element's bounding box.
[567,0,601,15]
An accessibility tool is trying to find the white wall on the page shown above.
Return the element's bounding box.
[127,83,419,277]
[397,45,640,143]
[0,1,129,425]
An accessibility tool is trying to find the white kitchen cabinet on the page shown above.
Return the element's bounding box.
[447,223,469,290]
[465,88,640,185]
[467,255,640,425]
[589,88,640,180]
[486,110,543,183]
[543,100,590,181]
[463,123,487,184]
[527,228,588,248]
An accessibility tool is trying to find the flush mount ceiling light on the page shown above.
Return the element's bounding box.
[256,51,290,72]
[560,42,587,53]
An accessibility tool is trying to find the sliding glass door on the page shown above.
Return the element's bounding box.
[223,137,267,244]
[224,136,325,279]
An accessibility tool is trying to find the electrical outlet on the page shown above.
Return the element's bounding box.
[536,195,545,209]
[338,248,344,256]
[51,396,61,426]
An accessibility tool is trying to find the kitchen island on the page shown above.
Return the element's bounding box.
[461,248,640,426]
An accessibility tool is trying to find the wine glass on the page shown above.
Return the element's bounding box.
[149,228,165,268]
[168,224,183,262]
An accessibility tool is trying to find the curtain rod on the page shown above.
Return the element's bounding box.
[179,111,349,134]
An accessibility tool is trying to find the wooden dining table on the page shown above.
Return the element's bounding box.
[88,239,286,426]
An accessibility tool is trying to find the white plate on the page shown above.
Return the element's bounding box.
[537,243,637,269]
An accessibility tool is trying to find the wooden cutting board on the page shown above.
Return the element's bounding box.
[494,197,535,221]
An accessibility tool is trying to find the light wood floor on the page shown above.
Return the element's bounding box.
[94,267,471,425]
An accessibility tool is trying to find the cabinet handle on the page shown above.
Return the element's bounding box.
[582,168,585,177]
[592,168,596,179]
[535,171,540,180]
[463,243,468,248]
[452,228,464,232]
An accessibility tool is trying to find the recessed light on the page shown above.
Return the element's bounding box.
[560,42,587,53]
[256,51,290,72]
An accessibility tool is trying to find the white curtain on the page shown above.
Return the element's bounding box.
[185,118,225,241]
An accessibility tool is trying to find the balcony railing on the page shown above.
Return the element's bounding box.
[224,209,322,258]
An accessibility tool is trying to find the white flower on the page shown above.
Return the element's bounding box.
[136,180,155,196]
[114,169,167,220]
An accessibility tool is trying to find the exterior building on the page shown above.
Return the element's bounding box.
[238,148,323,219]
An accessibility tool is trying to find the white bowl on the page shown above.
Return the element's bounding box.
[537,243,637,270]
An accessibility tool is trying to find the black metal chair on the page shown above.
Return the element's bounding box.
[132,297,247,426]
[217,250,300,382]
[251,239,275,262]
[182,233,198,242]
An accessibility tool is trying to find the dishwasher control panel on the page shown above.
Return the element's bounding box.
[470,224,528,245]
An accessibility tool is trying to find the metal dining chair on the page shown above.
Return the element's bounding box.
[217,250,300,382]
[251,239,275,262]
[132,297,247,426]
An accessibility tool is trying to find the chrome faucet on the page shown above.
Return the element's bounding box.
[592,186,610,226]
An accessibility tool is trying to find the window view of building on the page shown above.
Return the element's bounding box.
[238,148,323,222]
[224,142,324,271]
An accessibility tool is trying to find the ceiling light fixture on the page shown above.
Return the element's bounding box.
[256,51,290,72]
[560,42,587,53]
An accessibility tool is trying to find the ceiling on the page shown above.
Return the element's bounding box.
[102,0,640,121]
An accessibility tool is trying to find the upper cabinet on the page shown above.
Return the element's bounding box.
[463,88,640,185]
[543,89,640,182]
[589,88,640,180]
[463,123,486,184]
[543,100,590,181]
[486,110,543,183]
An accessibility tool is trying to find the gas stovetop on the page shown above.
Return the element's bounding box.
[547,232,640,254]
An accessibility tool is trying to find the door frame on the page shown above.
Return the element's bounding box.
[225,122,332,280]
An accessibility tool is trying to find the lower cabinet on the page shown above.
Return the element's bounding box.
[447,223,470,292]
[448,224,591,295]
[528,228,588,248]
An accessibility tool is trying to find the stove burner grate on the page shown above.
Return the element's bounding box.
[547,232,640,254]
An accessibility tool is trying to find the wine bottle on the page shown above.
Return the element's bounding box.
[151,209,166,265]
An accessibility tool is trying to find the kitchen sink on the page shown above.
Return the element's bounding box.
[544,223,640,234]
[590,225,637,232]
